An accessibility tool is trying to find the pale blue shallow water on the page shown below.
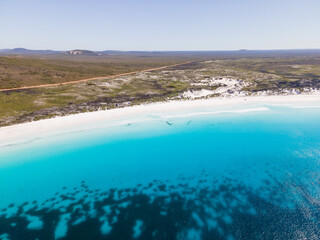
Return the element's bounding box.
[0,103,320,239]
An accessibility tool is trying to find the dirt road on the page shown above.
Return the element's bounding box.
[0,61,194,92]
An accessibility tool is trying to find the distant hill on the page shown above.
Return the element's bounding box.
[64,49,102,56]
[1,48,320,58]
[10,48,30,52]
[0,48,61,55]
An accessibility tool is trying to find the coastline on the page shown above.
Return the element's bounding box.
[1,93,320,147]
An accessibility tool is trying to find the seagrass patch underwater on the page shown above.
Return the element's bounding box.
[1,103,320,240]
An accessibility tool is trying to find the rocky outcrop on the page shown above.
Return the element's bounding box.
[64,50,102,56]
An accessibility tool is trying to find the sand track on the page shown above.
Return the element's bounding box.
[0,61,194,92]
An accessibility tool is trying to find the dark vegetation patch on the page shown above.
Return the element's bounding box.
[0,175,319,240]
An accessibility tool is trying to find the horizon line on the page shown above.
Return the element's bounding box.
[1,47,320,52]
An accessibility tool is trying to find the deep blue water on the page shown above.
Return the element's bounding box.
[1,104,320,239]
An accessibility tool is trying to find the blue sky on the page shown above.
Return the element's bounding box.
[0,0,319,51]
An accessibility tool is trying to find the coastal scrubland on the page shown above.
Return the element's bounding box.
[0,50,320,126]
[0,54,194,89]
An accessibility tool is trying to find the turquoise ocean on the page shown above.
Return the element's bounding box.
[0,101,320,239]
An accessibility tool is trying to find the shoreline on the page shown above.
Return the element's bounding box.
[1,93,320,147]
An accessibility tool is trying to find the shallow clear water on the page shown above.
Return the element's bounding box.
[1,104,320,240]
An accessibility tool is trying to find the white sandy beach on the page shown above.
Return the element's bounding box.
[1,94,320,147]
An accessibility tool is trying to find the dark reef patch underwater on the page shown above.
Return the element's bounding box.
[1,175,320,240]
[1,104,320,239]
